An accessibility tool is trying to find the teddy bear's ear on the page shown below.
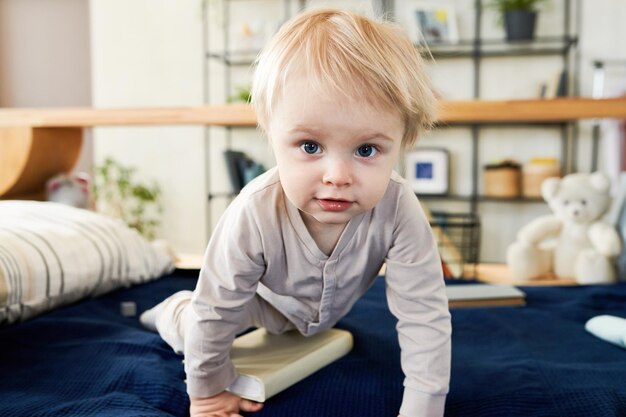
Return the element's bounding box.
[541,177,561,201]
[589,171,610,192]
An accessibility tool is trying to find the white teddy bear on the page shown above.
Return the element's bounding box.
[507,172,622,284]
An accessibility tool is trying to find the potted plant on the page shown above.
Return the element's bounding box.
[92,157,163,240]
[491,0,546,41]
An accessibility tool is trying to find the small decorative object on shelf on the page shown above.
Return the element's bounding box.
[522,157,560,198]
[414,3,459,45]
[46,172,91,209]
[233,20,271,53]
[490,0,547,41]
[483,159,521,198]
[405,148,450,195]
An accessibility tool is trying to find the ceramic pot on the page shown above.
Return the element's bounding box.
[504,10,537,41]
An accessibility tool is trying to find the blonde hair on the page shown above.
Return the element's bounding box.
[251,8,437,149]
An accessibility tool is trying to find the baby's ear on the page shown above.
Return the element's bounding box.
[541,177,561,202]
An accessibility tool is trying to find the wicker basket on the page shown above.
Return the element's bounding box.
[430,212,480,279]
[483,163,521,198]
[522,159,560,198]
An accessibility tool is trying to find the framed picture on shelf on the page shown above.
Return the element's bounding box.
[405,148,450,195]
[414,4,459,44]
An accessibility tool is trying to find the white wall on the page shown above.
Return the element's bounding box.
[0,0,93,172]
[89,0,207,254]
[88,0,626,260]
[0,0,91,107]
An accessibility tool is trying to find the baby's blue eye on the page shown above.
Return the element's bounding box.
[356,145,377,158]
[301,142,320,154]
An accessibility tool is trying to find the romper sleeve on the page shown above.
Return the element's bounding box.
[183,197,266,398]
[384,183,451,417]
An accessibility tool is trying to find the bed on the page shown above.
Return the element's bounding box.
[1,265,626,417]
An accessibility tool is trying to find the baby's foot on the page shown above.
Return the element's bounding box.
[139,302,164,332]
[139,290,193,333]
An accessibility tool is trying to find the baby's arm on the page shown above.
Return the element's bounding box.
[385,256,451,417]
[189,392,263,417]
[183,199,267,408]
[385,186,452,417]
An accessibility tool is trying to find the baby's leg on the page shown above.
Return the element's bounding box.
[244,295,296,335]
[140,290,193,354]
[140,291,294,354]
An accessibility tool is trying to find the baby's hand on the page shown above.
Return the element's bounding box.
[190,391,263,417]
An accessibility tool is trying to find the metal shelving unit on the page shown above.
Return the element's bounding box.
[202,0,306,230]
[414,0,580,267]
[422,36,577,59]
[201,0,580,265]
[421,0,579,215]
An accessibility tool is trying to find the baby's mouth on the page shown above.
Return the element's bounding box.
[317,198,353,212]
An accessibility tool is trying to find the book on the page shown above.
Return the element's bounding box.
[556,69,569,97]
[226,328,353,402]
[223,150,266,192]
[446,284,526,308]
[541,70,569,99]
[223,150,248,192]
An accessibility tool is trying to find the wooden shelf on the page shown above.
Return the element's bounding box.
[467,263,578,286]
[438,98,626,123]
[1,98,626,128]
[0,104,256,128]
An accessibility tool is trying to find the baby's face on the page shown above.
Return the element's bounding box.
[267,72,404,228]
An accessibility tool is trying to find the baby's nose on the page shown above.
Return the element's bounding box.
[323,159,353,187]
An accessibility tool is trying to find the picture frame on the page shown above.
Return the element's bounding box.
[414,4,459,45]
[405,148,450,195]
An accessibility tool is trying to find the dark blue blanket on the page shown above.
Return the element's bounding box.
[1,270,626,417]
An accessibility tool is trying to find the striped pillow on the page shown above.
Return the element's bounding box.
[0,201,175,325]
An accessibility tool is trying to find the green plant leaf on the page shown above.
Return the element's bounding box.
[489,0,546,12]
[91,157,163,240]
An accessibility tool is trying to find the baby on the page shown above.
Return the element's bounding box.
[141,8,451,417]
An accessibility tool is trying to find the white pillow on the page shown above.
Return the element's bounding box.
[0,201,175,325]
